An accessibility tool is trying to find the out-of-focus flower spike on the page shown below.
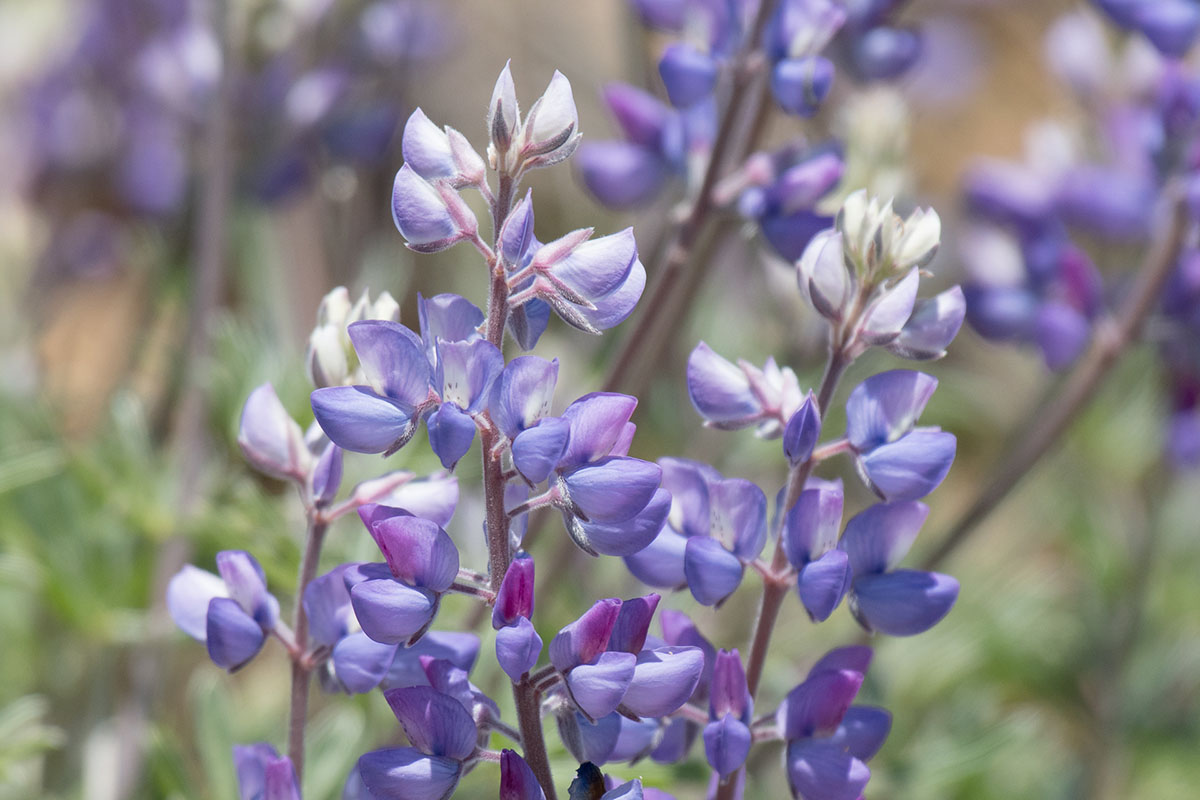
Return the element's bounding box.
[234,743,282,800]
[238,383,311,482]
[576,141,671,209]
[853,26,923,81]
[263,757,301,800]
[771,56,835,117]
[659,43,719,108]
[632,0,687,30]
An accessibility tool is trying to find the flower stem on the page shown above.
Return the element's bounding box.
[921,188,1189,572]
[480,170,559,800]
[288,515,329,780]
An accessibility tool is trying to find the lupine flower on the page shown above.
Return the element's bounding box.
[686,342,805,437]
[307,286,401,389]
[576,83,716,209]
[233,744,301,800]
[344,504,461,647]
[486,63,581,175]
[840,0,924,80]
[844,370,957,501]
[841,502,959,635]
[357,686,479,800]
[649,610,716,765]
[500,749,546,800]
[764,0,845,116]
[1092,0,1200,57]
[167,551,281,671]
[549,595,704,722]
[500,387,665,557]
[624,458,767,606]
[728,144,844,261]
[500,192,647,335]
[782,478,851,622]
[492,554,544,681]
[238,383,314,483]
[776,647,892,800]
[310,294,502,463]
[703,649,752,779]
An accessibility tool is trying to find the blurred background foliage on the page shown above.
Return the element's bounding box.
[1,0,1199,798]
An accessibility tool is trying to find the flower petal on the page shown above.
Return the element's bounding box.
[348,320,431,406]
[559,392,639,467]
[850,569,959,636]
[796,549,852,623]
[623,526,688,588]
[844,370,938,451]
[785,739,870,800]
[206,598,266,671]
[383,685,478,760]
[350,579,438,645]
[332,632,398,694]
[840,501,929,576]
[357,748,462,800]
[496,617,543,682]
[365,511,460,592]
[568,650,638,719]
[621,646,705,717]
[703,714,752,778]
[167,565,227,641]
[561,457,662,524]
[830,706,892,761]
[311,386,413,454]
[686,342,760,428]
[859,430,956,501]
[490,356,560,439]
[776,669,863,740]
[550,598,622,672]
[574,487,671,557]
[426,403,477,470]
[683,537,743,607]
[512,418,572,484]
[783,482,845,567]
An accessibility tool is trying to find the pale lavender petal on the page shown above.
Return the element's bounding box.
[578,257,646,331]
[783,483,845,567]
[568,650,638,719]
[561,457,662,523]
[785,739,870,800]
[350,579,438,645]
[206,598,266,671]
[216,550,277,629]
[489,356,560,439]
[888,286,966,360]
[550,228,637,302]
[382,473,459,528]
[860,269,919,343]
[357,748,462,800]
[710,649,750,720]
[860,430,956,501]
[559,712,621,765]
[417,293,484,354]
[850,569,959,636]
[402,108,454,179]
[621,646,705,717]
[496,617,543,682]
[686,342,760,428]
[304,565,354,647]
[707,478,767,560]
[383,685,478,760]
[426,403,477,470]
[167,565,226,641]
[559,392,638,467]
[512,418,571,484]
[383,632,481,690]
[840,501,929,576]
[435,338,503,411]
[684,537,744,606]
[332,632,398,694]
[310,386,412,454]
[796,549,852,623]
[623,527,688,588]
[238,383,308,480]
[348,320,431,406]
[608,715,661,763]
[844,370,938,452]
[574,488,671,557]
[600,779,645,800]
[660,457,718,539]
[312,443,343,506]
[703,714,752,778]
[392,164,459,245]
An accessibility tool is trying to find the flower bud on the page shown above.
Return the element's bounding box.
[238,383,311,481]
[488,61,521,169]
[391,164,477,251]
[521,71,580,168]
[783,393,821,466]
[658,43,718,108]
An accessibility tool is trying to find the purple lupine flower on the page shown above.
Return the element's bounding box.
[784,393,821,466]
[344,504,460,647]
[649,610,716,765]
[776,647,892,800]
[576,84,715,209]
[310,295,502,461]
[492,554,543,681]
[500,193,647,335]
[167,551,280,671]
[500,749,546,800]
[658,43,719,108]
[233,743,301,800]
[782,478,851,622]
[841,501,959,635]
[730,144,843,261]
[357,686,479,800]
[764,0,845,115]
[501,388,665,556]
[238,383,313,482]
[1092,0,1200,57]
[379,631,482,692]
[549,595,704,721]
[703,649,753,779]
[391,162,479,252]
[840,0,924,80]
[624,458,766,606]
[686,342,804,436]
[844,370,956,501]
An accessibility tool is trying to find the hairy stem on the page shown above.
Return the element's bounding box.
[480,171,559,799]
[921,189,1188,571]
[602,0,780,396]
[288,516,329,779]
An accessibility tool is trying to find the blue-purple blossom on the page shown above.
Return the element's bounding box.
[233,743,300,800]
[167,551,280,671]
[549,595,704,722]
[357,686,479,800]
[844,370,956,501]
[1092,0,1200,57]
[783,478,851,622]
[500,749,546,800]
[776,647,891,800]
[492,554,543,681]
[841,501,959,635]
[625,458,766,606]
[703,649,752,779]
[686,342,805,437]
